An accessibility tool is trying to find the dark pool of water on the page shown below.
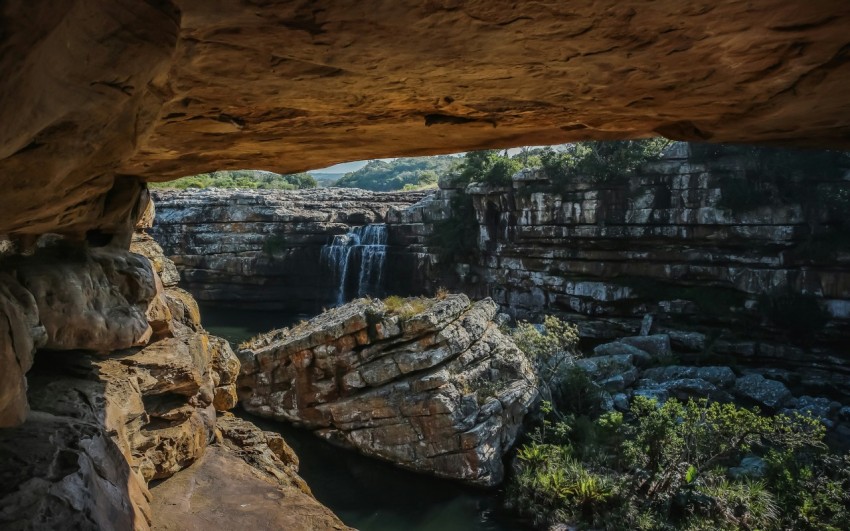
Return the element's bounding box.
[196,303,314,346]
[199,303,532,531]
[240,410,528,531]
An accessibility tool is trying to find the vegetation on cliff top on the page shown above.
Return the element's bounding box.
[149,170,317,190]
[540,139,671,184]
[334,156,458,191]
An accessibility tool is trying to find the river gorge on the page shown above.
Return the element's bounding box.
[141,143,850,528]
[3,2,850,529]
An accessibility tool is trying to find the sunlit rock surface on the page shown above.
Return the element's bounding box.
[2,1,850,236]
[0,216,341,529]
[149,414,350,531]
[238,294,537,486]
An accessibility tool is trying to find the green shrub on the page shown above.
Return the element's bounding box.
[150,170,318,190]
[507,443,616,527]
[766,450,850,530]
[507,395,833,530]
[540,139,671,185]
[511,315,580,362]
[455,150,523,186]
[510,316,581,406]
[697,478,779,530]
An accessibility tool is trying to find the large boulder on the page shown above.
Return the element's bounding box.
[238,294,537,486]
[641,365,737,388]
[733,373,793,410]
[0,411,151,531]
[0,233,241,527]
[9,246,159,352]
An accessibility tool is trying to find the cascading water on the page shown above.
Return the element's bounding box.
[320,223,388,305]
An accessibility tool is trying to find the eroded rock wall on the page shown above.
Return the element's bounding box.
[151,188,426,310]
[389,145,850,398]
[0,204,345,529]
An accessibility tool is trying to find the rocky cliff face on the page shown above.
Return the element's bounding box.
[150,146,850,400]
[0,203,346,530]
[151,188,426,310]
[389,144,850,400]
[237,294,537,486]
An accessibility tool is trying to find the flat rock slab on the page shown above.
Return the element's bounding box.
[150,447,349,531]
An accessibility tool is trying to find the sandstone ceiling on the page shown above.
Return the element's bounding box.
[1,0,849,236]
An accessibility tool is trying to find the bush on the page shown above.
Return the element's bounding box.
[510,316,580,405]
[506,395,835,530]
[540,139,671,185]
[507,443,616,527]
[511,315,580,362]
[766,450,850,530]
[456,150,523,186]
[150,170,318,190]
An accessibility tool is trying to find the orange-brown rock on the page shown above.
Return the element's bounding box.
[2,0,850,237]
[149,447,350,531]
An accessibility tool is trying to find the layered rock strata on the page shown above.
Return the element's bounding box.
[388,144,850,398]
[0,203,344,529]
[237,294,537,486]
[151,188,426,310]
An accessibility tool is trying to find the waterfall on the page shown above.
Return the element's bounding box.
[356,224,388,298]
[320,223,388,305]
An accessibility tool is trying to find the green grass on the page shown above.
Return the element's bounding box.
[383,295,433,319]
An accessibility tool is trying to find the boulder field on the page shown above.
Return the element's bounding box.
[575,333,850,443]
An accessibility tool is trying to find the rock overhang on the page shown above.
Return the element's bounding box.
[2,0,850,235]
